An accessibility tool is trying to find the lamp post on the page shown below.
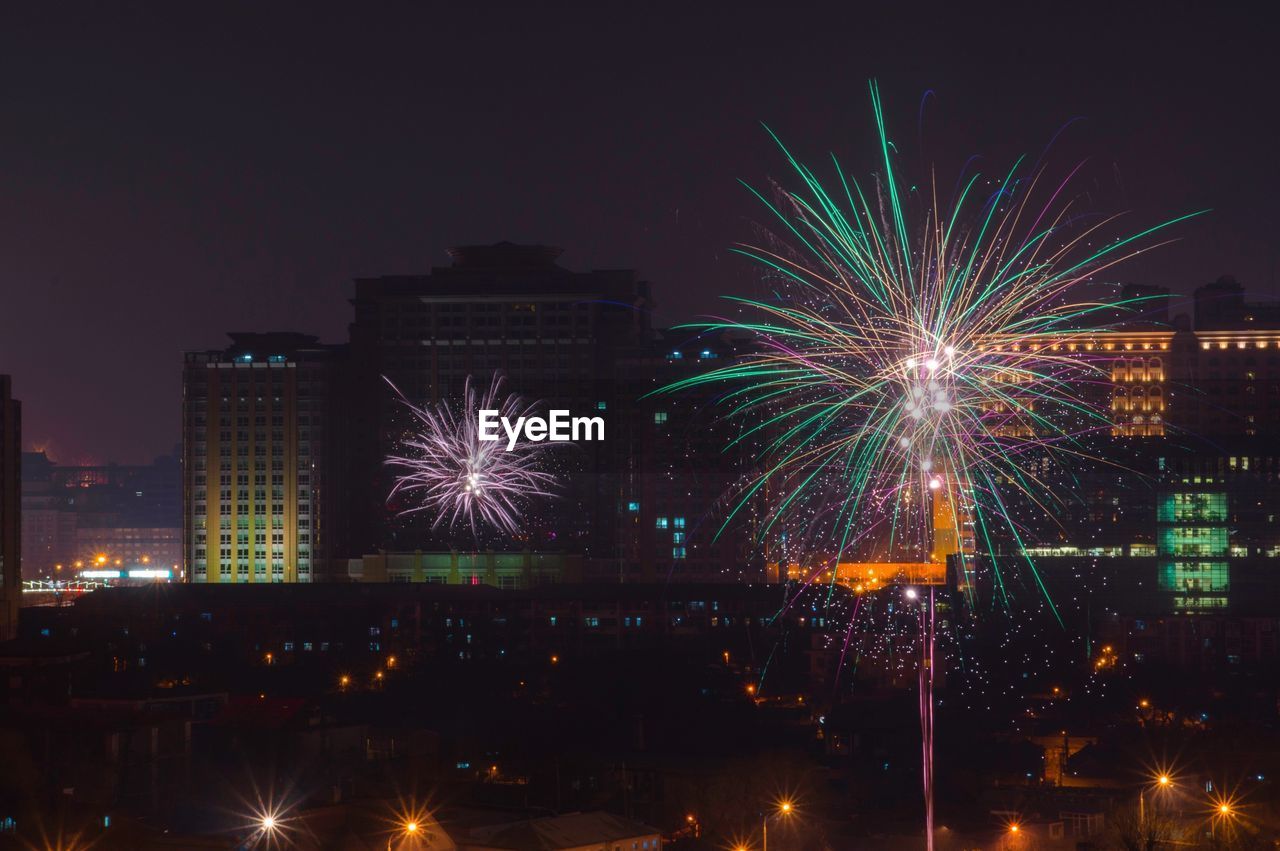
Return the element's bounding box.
[1211,800,1234,841]
[762,800,794,851]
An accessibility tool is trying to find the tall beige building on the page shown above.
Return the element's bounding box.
[183,334,343,583]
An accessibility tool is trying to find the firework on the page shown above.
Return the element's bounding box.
[660,81,1201,605]
[385,373,559,537]
[657,81,1200,849]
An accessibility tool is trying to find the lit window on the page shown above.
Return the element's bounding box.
[627,501,640,512]
[674,516,686,529]
[673,546,686,559]
[654,411,668,424]
[656,517,669,529]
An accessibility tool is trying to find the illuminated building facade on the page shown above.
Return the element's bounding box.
[344,550,582,588]
[183,333,344,583]
[1156,487,1229,611]
[0,375,19,640]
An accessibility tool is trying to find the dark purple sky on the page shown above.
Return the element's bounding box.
[1,3,1276,463]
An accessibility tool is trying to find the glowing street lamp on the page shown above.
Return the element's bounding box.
[244,805,288,848]
[762,800,795,851]
[1209,796,1237,840]
[389,818,422,850]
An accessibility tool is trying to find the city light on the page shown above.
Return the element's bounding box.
[242,800,293,848]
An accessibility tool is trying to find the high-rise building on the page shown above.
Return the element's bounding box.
[1,375,20,640]
[612,330,761,582]
[183,333,345,583]
[347,242,653,557]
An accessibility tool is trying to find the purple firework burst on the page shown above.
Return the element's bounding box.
[385,374,559,536]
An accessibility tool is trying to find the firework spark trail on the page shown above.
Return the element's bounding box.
[660,81,1202,605]
[384,374,560,537]
[918,587,936,851]
[656,80,1202,849]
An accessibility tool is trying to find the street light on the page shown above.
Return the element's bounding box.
[1210,796,1237,840]
[762,799,794,851]
[389,818,421,850]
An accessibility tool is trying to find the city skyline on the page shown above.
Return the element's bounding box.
[2,4,1280,462]
[5,7,1280,848]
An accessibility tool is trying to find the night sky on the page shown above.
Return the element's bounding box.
[1,3,1276,463]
